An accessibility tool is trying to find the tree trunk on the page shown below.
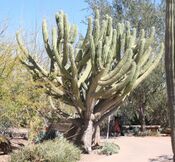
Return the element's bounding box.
[139,106,146,132]
[82,120,94,153]
[165,0,175,161]
[82,120,101,153]
[92,125,100,147]
[65,118,100,153]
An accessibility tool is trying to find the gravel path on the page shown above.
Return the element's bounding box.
[80,136,173,162]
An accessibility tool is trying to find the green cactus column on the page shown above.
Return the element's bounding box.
[165,0,175,161]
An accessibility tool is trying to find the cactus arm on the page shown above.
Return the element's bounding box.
[75,49,83,62]
[94,94,125,119]
[123,65,140,94]
[105,29,118,67]
[69,44,78,78]
[99,50,133,86]
[16,33,48,77]
[137,47,152,67]
[102,43,110,65]
[52,27,62,68]
[100,48,132,81]
[131,28,136,47]
[77,49,90,72]
[42,20,55,73]
[17,33,64,96]
[42,19,53,59]
[140,29,145,39]
[26,56,48,77]
[16,32,30,58]
[62,14,69,66]
[100,19,107,41]
[140,58,153,74]
[94,94,126,125]
[69,24,78,44]
[111,29,117,58]
[78,60,92,87]
[125,22,131,49]
[119,33,126,57]
[93,10,100,46]
[44,79,64,96]
[133,43,164,89]
[135,38,146,63]
[87,69,105,96]
[52,27,72,79]
[107,17,113,37]
[82,17,93,48]
[86,69,105,118]
[69,44,85,110]
[89,35,96,70]
[145,27,155,49]
[93,62,137,99]
[96,41,103,69]
[19,59,39,76]
[55,11,64,41]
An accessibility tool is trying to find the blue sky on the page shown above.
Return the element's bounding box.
[0,0,161,39]
[0,0,90,38]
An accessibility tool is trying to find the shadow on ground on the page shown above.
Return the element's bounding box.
[149,155,173,162]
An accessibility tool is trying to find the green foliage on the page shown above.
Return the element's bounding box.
[0,43,50,128]
[29,116,45,140]
[11,138,81,162]
[0,60,48,127]
[135,130,160,137]
[99,142,120,155]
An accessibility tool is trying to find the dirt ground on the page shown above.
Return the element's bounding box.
[80,136,173,162]
[0,136,173,162]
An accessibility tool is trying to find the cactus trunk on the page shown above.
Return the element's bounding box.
[165,0,175,160]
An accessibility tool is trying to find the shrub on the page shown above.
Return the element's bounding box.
[11,137,81,162]
[29,116,45,140]
[135,130,160,137]
[0,135,12,154]
[99,142,120,155]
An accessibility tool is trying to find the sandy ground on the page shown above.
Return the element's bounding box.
[80,136,173,162]
[0,136,173,162]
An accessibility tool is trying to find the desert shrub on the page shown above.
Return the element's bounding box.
[99,142,120,155]
[11,137,81,162]
[0,135,12,154]
[135,130,160,137]
[29,116,45,140]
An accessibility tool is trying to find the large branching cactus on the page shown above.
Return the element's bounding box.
[16,10,164,152]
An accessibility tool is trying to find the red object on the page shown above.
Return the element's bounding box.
[114,121,121,134]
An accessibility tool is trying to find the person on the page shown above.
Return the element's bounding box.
[114,117,121,136]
